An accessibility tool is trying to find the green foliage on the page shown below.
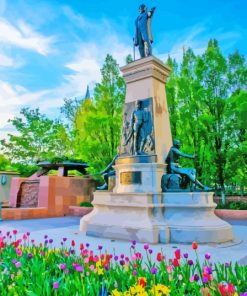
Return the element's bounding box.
[0,108,72,165]
[126,54,133,64]
[166,39,247,196]
[216,201,247,210]
[79,201,93,207]
[0,154,13,171]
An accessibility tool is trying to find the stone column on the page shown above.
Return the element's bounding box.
[120,56,172,163]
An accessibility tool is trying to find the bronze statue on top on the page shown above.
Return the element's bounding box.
[134,4,156,58]
[162,139,211,192]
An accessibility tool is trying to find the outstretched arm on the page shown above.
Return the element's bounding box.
[148,7,156,17]
[173,148,194,159]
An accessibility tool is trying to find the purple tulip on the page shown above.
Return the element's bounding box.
[75,265,83,272]
[119,260,125,266]
[132,240,137,245]
[188,260,194,266]
[59,263,66,270]
[53,282,59,289]
[144,243,149,250]
[148,249,153,254]
[104,264,110,271]
[205,253,211,260]
[27,232,30,236]
[194,274,199,281]
[49,239,53,244]
[202,276,209,284]
[183,253,188,259]
[44,235,48,239]
[133,270,137,276]
[86,243,90,248]
[98,245,103,250]
[63,237,67,242]
[27,253,33,259]
[150,267,157,274]
[114,256,118,261]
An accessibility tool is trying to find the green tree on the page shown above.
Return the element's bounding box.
[0,108,71,166]
[0,154,12,171]
[72,54,125,173]
[166,40,247,201]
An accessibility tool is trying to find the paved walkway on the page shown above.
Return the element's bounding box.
[0,217,246,265]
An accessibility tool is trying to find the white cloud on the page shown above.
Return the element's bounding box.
[0,51,24,68]
[0,52,14,67]
[0,18,55,55]
[0,80,50,139]
[64,35,130,97]
[0,8,132,140]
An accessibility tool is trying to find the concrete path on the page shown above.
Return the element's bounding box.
[0,217,246,265]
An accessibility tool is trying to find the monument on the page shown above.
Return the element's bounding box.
[80,4,233,244]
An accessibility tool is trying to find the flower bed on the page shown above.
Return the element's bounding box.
[0,232,246,295]
[215,209,247,220]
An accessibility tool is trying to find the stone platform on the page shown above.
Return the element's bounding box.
[80,191,170,243]
[163,192,233,243]
[80,190,233,244]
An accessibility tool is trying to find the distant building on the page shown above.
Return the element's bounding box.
[84,85,90,99]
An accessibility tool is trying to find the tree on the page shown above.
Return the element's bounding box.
[1,108,71,166]
[166,40,247,201]
[0,154,12,171]
[72,55,125,173]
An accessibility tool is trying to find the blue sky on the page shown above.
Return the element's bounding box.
[0,0,246,139]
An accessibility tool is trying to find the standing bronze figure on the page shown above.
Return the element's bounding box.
[134,4,156,58]
[124,100,146,155]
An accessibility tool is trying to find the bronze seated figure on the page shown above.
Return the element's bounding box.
[162,140,211,192]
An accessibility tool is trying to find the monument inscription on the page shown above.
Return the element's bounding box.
[120,171,142,185]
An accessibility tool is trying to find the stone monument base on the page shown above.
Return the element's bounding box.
[163,192,233,243]
[80,191,234,244]
[80,191,170,244]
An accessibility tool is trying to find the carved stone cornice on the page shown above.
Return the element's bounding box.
[121,56,171,84]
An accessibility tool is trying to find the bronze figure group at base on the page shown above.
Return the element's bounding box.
[96,138,211,192]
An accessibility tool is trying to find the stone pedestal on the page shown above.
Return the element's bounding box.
[163,192,233,243]
[80,191,170,243]
[113,161,166,194]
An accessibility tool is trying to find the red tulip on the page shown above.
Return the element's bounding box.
[138,277,146,288]
[173,258,180,267]
[175,249,181,260]
[71,240,75,247]
[192,241,198,250]
[156,252,165,262]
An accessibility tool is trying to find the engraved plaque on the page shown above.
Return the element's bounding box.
[120,171,142,185]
